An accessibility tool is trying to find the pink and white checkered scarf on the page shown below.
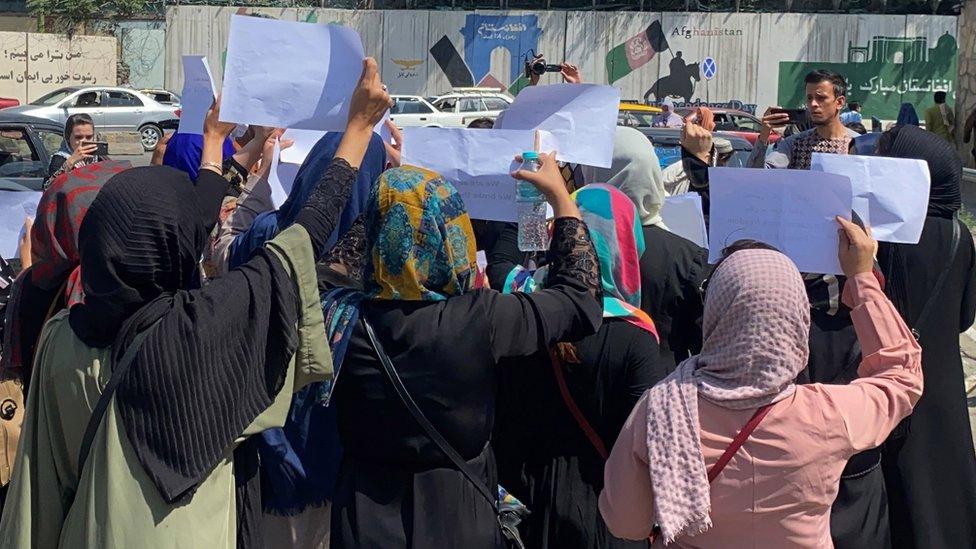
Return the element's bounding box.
[644,249,810,543]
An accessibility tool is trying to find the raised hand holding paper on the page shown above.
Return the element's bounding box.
[220,15,366,131]
[177,55,216,135]
[493,83,619,168]
[661,193,708,248]
[402,127,557,222]
[707,168,853,274]
[810,153,930,244]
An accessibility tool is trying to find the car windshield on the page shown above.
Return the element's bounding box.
[653,143,750,170]
[620,111,657,127]
[32,88,77,106]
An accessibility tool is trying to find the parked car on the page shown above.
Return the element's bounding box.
[0,112,71,190]
[139,89,181,107]
[635,127,753,170]
[0,97,20,110]
[618,102,663,127]
[389,95,447,127]
[430,88,512,126]
[674,107,780,145]
[4,87,180,151]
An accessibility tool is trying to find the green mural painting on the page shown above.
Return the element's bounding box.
[778,32,957,120]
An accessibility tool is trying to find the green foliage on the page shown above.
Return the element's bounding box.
[29,0,156,33]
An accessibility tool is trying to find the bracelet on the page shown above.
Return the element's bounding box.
[200,161,222,173]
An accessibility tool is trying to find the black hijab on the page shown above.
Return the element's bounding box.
[878,124,962,218]
[67,166,303,546]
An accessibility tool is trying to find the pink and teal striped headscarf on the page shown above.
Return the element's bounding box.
[504,184,657,339]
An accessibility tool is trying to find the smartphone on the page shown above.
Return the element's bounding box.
[82,140,109,157]
[769,107,806,124]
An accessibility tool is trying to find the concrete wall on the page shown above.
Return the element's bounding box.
[165,6,959,121]
[0,31,116,103]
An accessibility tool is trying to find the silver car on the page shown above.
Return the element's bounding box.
[4,86,180,151]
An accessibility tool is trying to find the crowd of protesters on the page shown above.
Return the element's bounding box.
[0,54,971,549]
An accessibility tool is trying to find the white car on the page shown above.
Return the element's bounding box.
[5,86,180,151]
[389,96,447,128]
[390,89,512,128]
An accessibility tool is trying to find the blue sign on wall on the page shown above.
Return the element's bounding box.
[460,15,542,86]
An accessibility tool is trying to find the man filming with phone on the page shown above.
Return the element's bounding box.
[748,69,859,170]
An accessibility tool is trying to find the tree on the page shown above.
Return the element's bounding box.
[28,0,156,35]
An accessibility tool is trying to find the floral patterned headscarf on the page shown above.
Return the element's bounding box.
[362,166,477,301]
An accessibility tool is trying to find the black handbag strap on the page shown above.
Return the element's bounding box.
[77,320,160,475]
[911,218,960,341]
[361,318,498,512]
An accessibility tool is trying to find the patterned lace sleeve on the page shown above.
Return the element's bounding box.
[293,157,359,260]
[547,217,600,297]
[323,214,367,282]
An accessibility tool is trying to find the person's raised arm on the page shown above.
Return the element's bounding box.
[485,151,601,360]
[817,218,922,455]
[293,58,391,259]
[192,96,239,231]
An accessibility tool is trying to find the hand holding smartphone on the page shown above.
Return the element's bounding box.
[81,140,109,157]
[768,107,806,125]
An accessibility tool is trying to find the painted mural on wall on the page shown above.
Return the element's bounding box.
[778,33,958,120]
[430,14,542,95]
[164,7,959,122]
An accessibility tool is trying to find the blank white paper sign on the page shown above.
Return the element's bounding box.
[661,193,708,248]
[0,191,41,258]
[177,55,216,135]
[268,139,301,208]
[493,83,619,168]
[810,153,930,244]
[708,168,853,275]
[280,129,327,165]
[220,15,365,131]
[402,127,558,222]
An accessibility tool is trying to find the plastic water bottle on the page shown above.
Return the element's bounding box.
[516,151,549,252]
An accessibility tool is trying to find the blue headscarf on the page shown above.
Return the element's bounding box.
[247,131,386,516]
[162,131,236,180]
[896,103,920,127]
[228,131,387,268]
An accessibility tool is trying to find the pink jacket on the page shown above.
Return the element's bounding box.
[599,273,923,548]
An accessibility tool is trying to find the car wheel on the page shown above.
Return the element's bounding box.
[139,124,162,151]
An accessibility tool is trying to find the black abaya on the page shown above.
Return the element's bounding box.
[879,216,976,549]
[330,218,603,549]
[494,319,666,549]
[638,225,708,370]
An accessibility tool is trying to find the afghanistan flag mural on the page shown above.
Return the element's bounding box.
[606,21,670,85]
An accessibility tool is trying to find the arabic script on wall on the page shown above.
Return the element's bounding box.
[0,32,117,104]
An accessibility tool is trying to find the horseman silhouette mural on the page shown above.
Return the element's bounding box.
[605,21,701,103]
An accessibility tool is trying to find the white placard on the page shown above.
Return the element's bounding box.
[707,168,853,275]
[493,83,620,168]
[280,129,327,165]
[661,193,708,248]
[220,15,366,131]
[177,55,215,135]
[0,191,40,259]
[810,153,930,244]
[402,127,558,222]
[268,138,301,208]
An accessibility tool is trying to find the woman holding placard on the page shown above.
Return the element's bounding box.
[599,222,923,547]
